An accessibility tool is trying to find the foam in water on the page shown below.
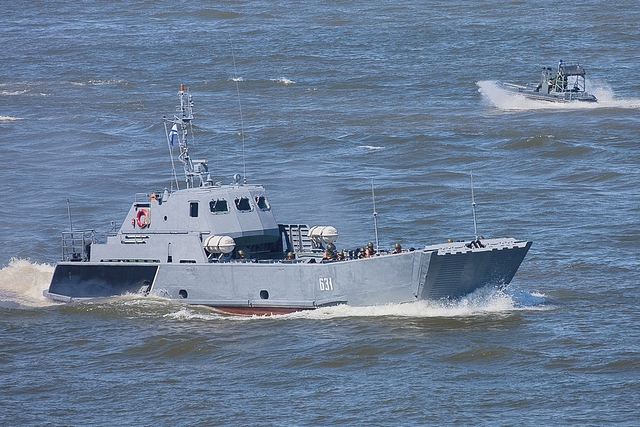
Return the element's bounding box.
[477,80,640,110]
[0,258,55,308]
[271,77,295,85]
[162,286,549,322]
[284,286,549,320]
[0,89,29,97]
[163,306,236,321]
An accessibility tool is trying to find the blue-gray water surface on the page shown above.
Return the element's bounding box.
[1,1,639,426]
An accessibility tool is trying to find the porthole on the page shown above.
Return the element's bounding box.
[178,289,188,299]
[259,290,269,300]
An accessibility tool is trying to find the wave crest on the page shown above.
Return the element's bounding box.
[0,258,55,308]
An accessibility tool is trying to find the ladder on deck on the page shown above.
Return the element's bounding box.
[280,224,314,253]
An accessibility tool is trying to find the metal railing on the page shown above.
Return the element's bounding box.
[61,230,96,261]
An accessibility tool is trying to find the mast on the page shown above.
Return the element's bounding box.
[230,40,247,184]
[164,84,208,190]
[470,171,478,240]
[66,198,73,231]
[371,180,380,252]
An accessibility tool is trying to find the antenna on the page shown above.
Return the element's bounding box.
[66,198,73,231]
[178,84,196,188]
[470,171,478,240]
[230,39,247,184]
[371,180,380,252]
[164,84,200,190]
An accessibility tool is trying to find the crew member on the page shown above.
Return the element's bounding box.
[391,243,402,254]
[364,242,376,258]
[323,243,337,261]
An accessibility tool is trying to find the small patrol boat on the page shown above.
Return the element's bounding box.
[497,60,597,103]
[44,85,532,315]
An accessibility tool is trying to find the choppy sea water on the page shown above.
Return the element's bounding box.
[1,1,639,425]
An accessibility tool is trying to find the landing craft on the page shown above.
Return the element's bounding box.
[497,60,597,103]
[44,85,532,315]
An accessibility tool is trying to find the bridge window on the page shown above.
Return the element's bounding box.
[209,199,229,214]
[189,202,199,217]
[255,195,270,211]
[235,196,252,212]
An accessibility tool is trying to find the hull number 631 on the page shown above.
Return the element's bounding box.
[319,277,334,291]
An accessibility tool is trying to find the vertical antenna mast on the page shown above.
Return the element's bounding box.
[230,39,247,183]
[164,84,198,190]
[371,180,380,252]
[178,84,195,188]
[470,171,478,240]
[66,198,73,231]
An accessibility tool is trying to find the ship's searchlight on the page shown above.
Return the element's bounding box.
[308,226,338,244]
[203,235,236,254]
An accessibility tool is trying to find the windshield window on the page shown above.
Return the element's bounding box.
[235,197,252,212]
[255,195,270,210]
[209,199,229,214]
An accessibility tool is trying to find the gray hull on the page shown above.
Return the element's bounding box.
[46,239,531,315]
[498,81,597,103]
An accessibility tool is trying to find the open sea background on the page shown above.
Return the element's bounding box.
[1,1,639,425]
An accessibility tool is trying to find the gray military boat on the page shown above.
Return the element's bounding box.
[44,85,532,315]
[498,60,597,103]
